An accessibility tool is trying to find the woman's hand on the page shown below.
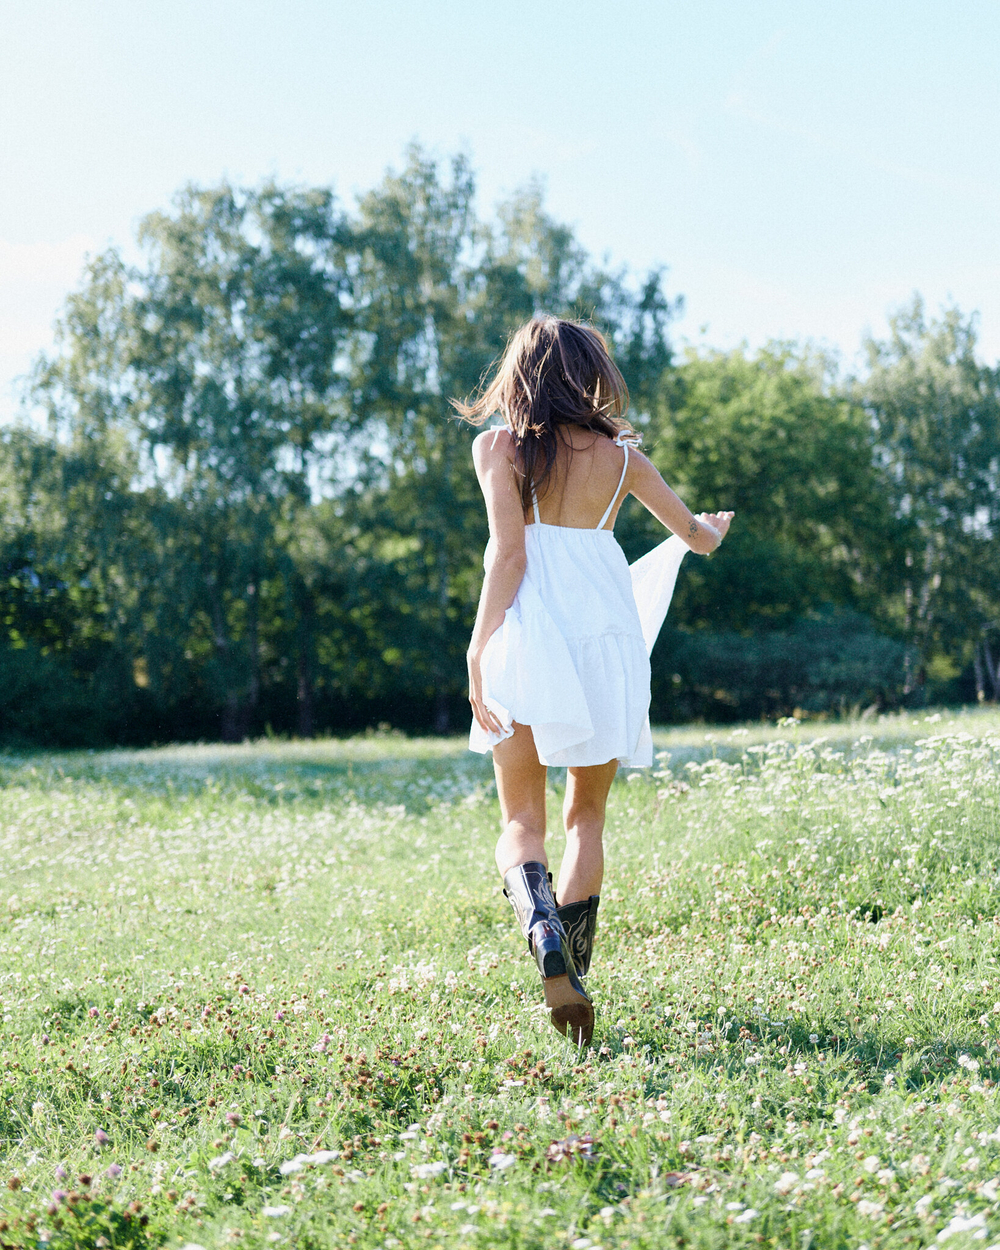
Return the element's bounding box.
[468,651,503,736]
[696,511,734,550]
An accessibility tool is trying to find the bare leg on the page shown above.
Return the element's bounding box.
[556,759,619,904]
[492,723,548,876]
[493,725,595,1044]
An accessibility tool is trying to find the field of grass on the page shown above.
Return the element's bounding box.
[1,708,1000,1249]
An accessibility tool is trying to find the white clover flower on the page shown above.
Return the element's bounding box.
[207,1152,235,1171]
[262,1205,292,1217]
[936,1213,986,1242]
[489,1152,517,1170]
[734,1209,759,1223]
[774,1171,799,1195]
[413,1161,447,1178]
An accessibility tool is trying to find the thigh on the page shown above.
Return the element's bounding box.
[564,758,619,824]
[492,722,547,829]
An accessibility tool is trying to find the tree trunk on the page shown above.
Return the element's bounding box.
[984,631,1000,702]
[974,643,986,703]
[434,689,450,734]
[297,601,314,738]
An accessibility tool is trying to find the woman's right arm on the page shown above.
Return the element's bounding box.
[627,450,733,554]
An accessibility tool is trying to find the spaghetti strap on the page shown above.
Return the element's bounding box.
[596,444,629,530]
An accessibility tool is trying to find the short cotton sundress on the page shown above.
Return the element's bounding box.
[469,431,689,769]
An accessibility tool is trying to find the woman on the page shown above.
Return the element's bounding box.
[456,317,733,1045]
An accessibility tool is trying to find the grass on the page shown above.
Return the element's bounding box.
[0,707,999,1248]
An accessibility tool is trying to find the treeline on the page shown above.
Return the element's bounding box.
[2,149,999,745]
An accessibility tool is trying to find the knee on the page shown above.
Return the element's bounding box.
[563,797,605,836]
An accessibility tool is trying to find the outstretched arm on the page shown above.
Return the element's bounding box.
[626,449,733,554]
[467,429,527,733]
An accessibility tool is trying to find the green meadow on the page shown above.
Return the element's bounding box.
[2,708,1000,1249]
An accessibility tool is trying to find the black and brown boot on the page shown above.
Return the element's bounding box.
[556,895,599,978]
[503,862,594,1045]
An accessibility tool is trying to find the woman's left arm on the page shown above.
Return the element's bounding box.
[467,430,527,734]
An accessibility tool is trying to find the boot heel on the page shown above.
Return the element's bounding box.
[542,975,595,1046]
[502,861,595,1046]
[532,926,567,979]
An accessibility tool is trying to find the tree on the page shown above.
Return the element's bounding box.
[858,299,1000,695]
[23,151,680,743]
[339,149,678,729]
[649,343,896,633]
[34,185,352,739]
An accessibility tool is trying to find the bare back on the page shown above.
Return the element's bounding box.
[528,427,629,530]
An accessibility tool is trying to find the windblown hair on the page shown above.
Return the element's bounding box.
[453,316,636,511]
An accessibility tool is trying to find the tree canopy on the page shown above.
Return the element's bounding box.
[2,155,998,745]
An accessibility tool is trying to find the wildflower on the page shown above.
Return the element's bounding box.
[857,1199,884,1218]
[809,1034,819,1044]
[94,1129,109,1147]
[225,1112,242,1127]
[88,1007,99,1018]
[863,1155,880,1173]
[734,1209,759,1223]
[312,1033,331,1053]
[262,1206,292,1217]
[489,1152,517,1170]
[413,1161,447,1178]
[208,1152,235,1172]
[936,1213,987,1241]
[905,1036,915,1048]
[105,1164,122,1179]
[774,1171,799,1195]
[55,1165,68,1180]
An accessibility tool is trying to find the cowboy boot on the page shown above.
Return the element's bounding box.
[503,861,594,1045]
[556,895,599,977]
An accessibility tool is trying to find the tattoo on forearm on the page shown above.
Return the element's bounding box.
[688,520,699,537]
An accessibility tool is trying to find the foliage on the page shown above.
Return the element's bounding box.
[856,298,1000,694]
[1,714,1000,1246]
[4,155,1000,745]
[649,344,896,632]
[651,610,907,723]
[9,150,676,744]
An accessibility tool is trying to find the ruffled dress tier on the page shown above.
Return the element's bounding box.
[469,435,689,769]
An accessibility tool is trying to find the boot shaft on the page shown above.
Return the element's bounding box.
[556,895,599,977]
[502,861,561,943]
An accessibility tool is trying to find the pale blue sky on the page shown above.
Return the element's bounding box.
[2,0,998,420]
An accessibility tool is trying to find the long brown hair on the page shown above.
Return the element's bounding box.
[453,316,636,510]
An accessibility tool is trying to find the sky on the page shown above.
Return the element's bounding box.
[2,0,999,421]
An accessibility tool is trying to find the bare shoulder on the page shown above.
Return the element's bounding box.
[472,426,514,468]
[624,446,661,486]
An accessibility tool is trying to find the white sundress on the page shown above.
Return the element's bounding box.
[468,433,689,768]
